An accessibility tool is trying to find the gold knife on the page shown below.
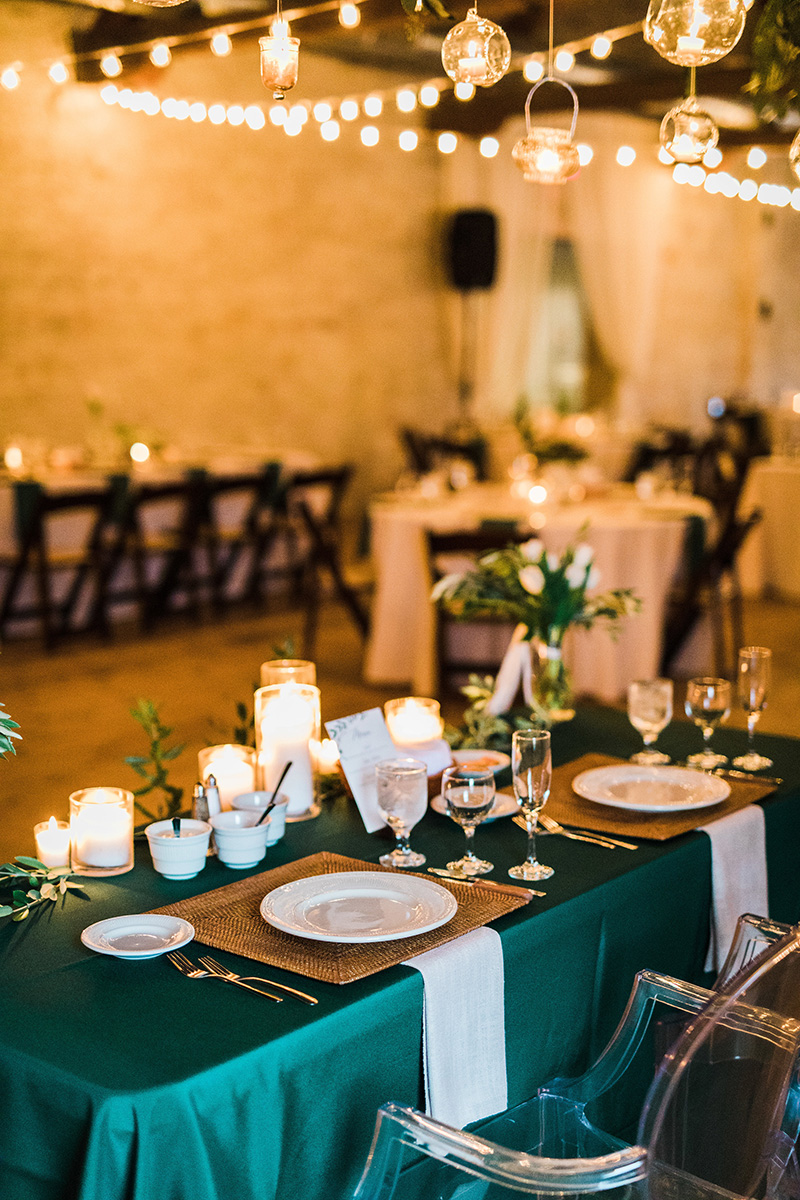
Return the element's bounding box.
[426,868,544,899]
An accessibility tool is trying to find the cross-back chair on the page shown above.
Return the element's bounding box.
[201,461,283,612]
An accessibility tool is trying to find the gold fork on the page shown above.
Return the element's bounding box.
[538,813,638,851]
[166,951,283,1001]
[199,955,318,1005]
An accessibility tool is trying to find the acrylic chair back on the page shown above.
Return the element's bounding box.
[639,925,800,1200]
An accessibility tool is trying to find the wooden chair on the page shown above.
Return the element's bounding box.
[107,471,210,631]
[0,479,122,650]
[202,462,283,613]
[427,526,529,696]
[400,427,490,482]
[280,465,370,655]
[660,508,763,678]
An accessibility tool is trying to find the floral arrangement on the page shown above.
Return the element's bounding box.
[513,398,588,467]
[433,536,640,719]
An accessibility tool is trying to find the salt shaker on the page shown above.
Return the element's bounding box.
[204,773,222,817]
[192,781,209,823]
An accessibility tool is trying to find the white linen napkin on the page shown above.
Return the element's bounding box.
[700,803,769,973]
[403,926,507,1128]
[485,624,533,715]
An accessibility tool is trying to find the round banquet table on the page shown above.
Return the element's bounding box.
[364,484,710,703]
[738,456,800,599]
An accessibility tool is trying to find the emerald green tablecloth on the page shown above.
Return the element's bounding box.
[0,707,798,1200]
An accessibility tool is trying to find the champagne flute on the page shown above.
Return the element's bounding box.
[375,759,428,868]
[441,766,495,876]
[510,729,553,881]
[627,679,673,764]
[733,647,773,771]
[685,677,732,770]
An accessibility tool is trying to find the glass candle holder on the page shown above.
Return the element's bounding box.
[259,35,299,100]
[34,817,70,868]
[384,697,452,775]
[441,8,511,88]
[512,78,581,186]
[260,658,317,687]
[644,0,746,66]
[69,787,134,876]
[197,744,257,811]
[255,683,321,819]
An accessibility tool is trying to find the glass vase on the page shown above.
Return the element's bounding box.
[531,638,575,723]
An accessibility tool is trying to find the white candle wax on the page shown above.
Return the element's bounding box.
[34,817,70,868]
[259,690,316,816]
[202,751,255,811]
[72,796,132,868]
[676,34,705,59]
[386,702,443,745]
[458,55,489,83]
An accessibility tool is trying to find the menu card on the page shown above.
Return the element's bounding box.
[325,708,397,833]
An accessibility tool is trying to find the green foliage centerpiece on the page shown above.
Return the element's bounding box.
[433,536,640,723]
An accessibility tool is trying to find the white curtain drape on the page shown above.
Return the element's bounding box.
[563,113,676,428]
[440,131,558,422]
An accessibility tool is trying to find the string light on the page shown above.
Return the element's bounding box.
[149,43,172,68]
[554,49,574,71]
[438,131,458,153]
[616,145,636,166]
[399,130,418,151]
[210,33,233,57]
[523,58,544,82]
[209,103,226,124]
[100,54,122,78]
[479,136,499,157]
[747,146,767,170]
[396,88,416,112]
[363,94,382,116]
[313,101,332,121]
[577,142,593,165]
[591,35,612,59]
[340,98,359,120]
[48,62,69,84]
[360,124,379,145]
[338,2,361,27]
[454,81,475,100]
[419,84,440,107]
[320,118,340,140]
[1,65,21,90]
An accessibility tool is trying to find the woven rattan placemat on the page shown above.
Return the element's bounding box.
[150,851,531,984]
[531,753,777,841]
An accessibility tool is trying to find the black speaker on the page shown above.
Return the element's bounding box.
[447,209,498,291]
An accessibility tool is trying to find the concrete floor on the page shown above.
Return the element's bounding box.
[1,596,798,862]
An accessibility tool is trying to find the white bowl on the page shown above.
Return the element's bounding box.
[231,791,289,846]
[145,819,212,880]
[209,809,272,868]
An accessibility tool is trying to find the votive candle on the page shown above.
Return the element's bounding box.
[34,817,70,868]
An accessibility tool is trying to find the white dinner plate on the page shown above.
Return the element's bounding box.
[260,871,457,943]
[81,914,195,960]
[430,789,518,822]
[572,765,730,813]
[451,749,511,775]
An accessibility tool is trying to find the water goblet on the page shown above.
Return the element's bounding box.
[510,729,553,881]
[685,677,732,770]
[441,765,495,876]
[375,758,428,868]
[627,679,673,764]
[733,647,773,771]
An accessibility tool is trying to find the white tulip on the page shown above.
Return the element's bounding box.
[519,564,545,594]
[546,552,561,571]
[521,538,544,561]
[565,562,587,589]
[573,542,594,568]
[586,566,601,589]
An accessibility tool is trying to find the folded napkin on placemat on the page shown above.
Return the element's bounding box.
[150,852,531,985]
[700,805,769,973]
[544,753,777,841]
[404,927,507,1128]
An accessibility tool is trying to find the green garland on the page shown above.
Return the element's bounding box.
[747,0,800,120]
[0,702,20,758]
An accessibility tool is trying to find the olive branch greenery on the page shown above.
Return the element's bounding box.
[0,858,87,922]
[125,699,185,821]
[0,702,21,758]
[747,0,800,120]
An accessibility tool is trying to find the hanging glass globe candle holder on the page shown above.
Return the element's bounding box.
[790,130,800,182]
[441,7,511,88]
[512,78,581,185]
[644,0,747,66]
[660,95,719,162]
[259,32,299,100]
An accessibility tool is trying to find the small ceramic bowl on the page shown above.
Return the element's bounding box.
[209,809,272,869]
[231,791,289,846]
[145,819,212,880]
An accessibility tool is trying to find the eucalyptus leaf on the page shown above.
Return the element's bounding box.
[40,883,56,900]
[12,890,28,906]
[0,905,12,918]
[26,889,40,900]
[11,908,29,922]
[16,856,46,870]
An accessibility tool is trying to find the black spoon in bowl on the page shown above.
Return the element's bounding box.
[256,761,292,826]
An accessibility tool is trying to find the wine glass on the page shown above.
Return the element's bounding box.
[733,647,773,771]
[685,677,732,770]
[510,729,553,881]
[441,766,495,876]
[627,679,673,764]
[375,759,428,868]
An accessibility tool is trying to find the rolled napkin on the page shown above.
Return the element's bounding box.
[403,926,507,1128]
[700,803,768,974]
[485,623,533,715]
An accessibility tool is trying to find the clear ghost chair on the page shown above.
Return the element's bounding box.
[354,915,796,1200]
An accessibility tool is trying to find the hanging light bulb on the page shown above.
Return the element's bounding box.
[259,0,298,102]
[441,6,511,88]
[644,0,747,66]
[48,61,69,84]
[149,43,172,68]
[660,94,718,163]
[210,33,233,57]
[790,131,800,182]
[100,54,123,79]
[338,2,361,27]
[512,77,581,184]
